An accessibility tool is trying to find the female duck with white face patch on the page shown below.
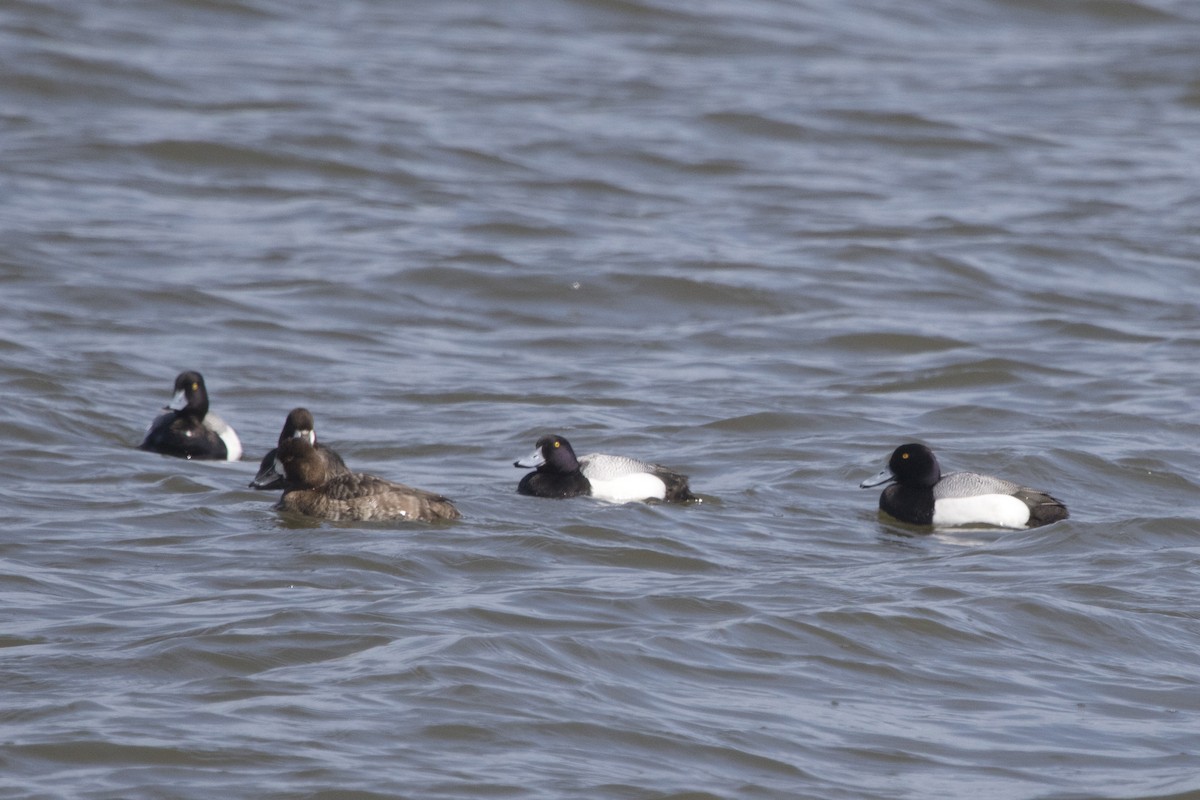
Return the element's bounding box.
[139,371,242,461]
[249,407,349,490]
[861,443,1068,529]
[262,410,460,523]
[514,434,697,503]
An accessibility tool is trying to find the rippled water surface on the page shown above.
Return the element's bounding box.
[3,0,1200,797]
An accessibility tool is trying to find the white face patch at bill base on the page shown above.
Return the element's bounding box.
[932,494,1030,529]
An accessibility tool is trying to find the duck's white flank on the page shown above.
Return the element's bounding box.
[206,413,243,461]
[932,494,1030,528]
[587,473,667,503]
[578,453,669,503]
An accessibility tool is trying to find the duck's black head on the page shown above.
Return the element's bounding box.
[861,442,941,489]
[514,434,581,473]
[280,407,317,446]
[886,443,941,487]
[168,371,209,419]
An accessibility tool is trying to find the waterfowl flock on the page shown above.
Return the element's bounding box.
[139,370,1069,530]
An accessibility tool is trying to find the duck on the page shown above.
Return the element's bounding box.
[139,371,242,461]
[268,435,460,522]
[860,443,1068,529]
[514,434,697,503]
[250,407,349,490]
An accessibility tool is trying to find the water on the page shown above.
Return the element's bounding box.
[3,0,1200,797]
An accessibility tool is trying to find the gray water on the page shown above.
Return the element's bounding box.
[3,0,1200,797]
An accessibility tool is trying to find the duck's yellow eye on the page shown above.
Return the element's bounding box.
[191,383,199,391]
[553,441,560,448]
[901,452,909,460]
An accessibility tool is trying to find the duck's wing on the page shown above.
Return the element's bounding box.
[578,453,657,481]
[650,466,697,503]
[1013,488,1069,527]
[319,472,407,500]
[320,472,461,521]
[933,471,1024,500]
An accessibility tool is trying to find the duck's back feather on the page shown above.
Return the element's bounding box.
[279,472,460,522]
[933,471,1023,499]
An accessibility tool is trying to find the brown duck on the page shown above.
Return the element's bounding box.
[271,435,460,523]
